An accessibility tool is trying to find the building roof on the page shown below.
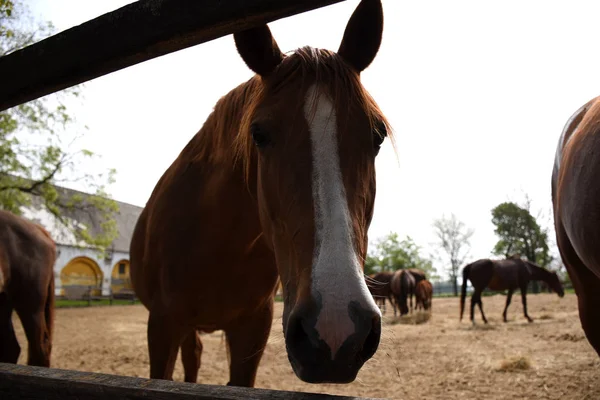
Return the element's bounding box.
[20,184,143,253]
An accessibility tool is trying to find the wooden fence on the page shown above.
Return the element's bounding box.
[0,0,346,111]
[0,363,380,400]
[0,0,371,398]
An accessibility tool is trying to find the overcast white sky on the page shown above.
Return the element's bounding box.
[26,0,600,277]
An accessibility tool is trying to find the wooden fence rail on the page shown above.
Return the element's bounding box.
[0,0,346,112]
[0,363,380,400]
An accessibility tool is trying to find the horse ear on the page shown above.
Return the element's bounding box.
[337,0,384,73]
[234,25,284,77]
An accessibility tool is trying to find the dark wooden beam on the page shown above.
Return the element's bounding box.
[0,363,380,400]
[0,0,346,112]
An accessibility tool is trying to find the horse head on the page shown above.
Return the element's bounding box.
[547,271,565,298]
[233,0,389,384]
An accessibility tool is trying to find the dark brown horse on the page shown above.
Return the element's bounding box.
[459,257,564,324]
[415,279,433,311]
[0,210,56,367]
[130,0,391,386]
[390,269,415,316]
[366,272,395,315]
[552,96,600,357]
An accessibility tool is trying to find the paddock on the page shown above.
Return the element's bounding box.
[11,293,599,399]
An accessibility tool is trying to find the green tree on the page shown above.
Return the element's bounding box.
[365,232,438,279]
[491,197,552,292]
[432,213,474,296]
[0,0,118,250]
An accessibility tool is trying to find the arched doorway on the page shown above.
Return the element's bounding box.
[60,256,103,298]
[111,259,132,294]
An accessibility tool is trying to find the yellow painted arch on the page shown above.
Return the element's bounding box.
[60,256,103,296]
[111,259,132,294]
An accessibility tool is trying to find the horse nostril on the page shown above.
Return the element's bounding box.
[287,311,318,359]
[359,314,381,361]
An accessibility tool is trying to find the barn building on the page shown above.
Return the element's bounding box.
[20,185,143,298]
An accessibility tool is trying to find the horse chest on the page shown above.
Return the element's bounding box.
[169,258,278,325]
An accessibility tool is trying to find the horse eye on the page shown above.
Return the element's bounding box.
[251,124,270,148]
[373,121,387,153]
[374,132,385,147]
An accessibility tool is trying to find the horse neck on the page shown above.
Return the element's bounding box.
[525,261,551,282]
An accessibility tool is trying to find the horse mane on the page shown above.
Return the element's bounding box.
[182,46,395,213]
[187,76,263,167]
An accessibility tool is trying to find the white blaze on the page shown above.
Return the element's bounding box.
[304,84,380,359]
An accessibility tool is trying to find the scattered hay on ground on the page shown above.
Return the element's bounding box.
[497,355,532,372]
[387,311,431,325]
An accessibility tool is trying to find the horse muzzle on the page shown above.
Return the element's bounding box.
[283,300,381,383]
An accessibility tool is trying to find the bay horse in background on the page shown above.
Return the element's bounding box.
[0,210,56,367]
[390,269,415,316]
[552,95,600,357]
[366,272,395,315]
[130,0,391,386]
[415,279,433,311]
[459,257,564,324]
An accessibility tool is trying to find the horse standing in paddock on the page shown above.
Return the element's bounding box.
[366,272,395,315]
[406,268,426,284]
[459,257,564,324]
[390,270,415,316]
[130,0,390,386]
[552,95,600,357]
[415,279,433,311]
[0,210,56,367]
[406,268,426,307]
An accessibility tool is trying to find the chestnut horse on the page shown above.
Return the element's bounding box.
[0,210,56,367]
[552,95,600,357]
[390,269,415,316]
[366,272,395,315]
[415,279,433,311]
[406,268,426,285]
[130,0,390,386]
[459,257,564,324]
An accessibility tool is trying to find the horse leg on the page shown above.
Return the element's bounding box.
[477,294,488,324]
[503,289,514,323]
[470,291,477,323]
[471,291,487,324]
[180,330,203,383]
[0,294,20,363]
[147,310,185,380]
[520,286,533,323]
[225,300,273,387]
[14,308,51,367]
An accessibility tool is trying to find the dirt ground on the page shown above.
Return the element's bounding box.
[12,293,600,399]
